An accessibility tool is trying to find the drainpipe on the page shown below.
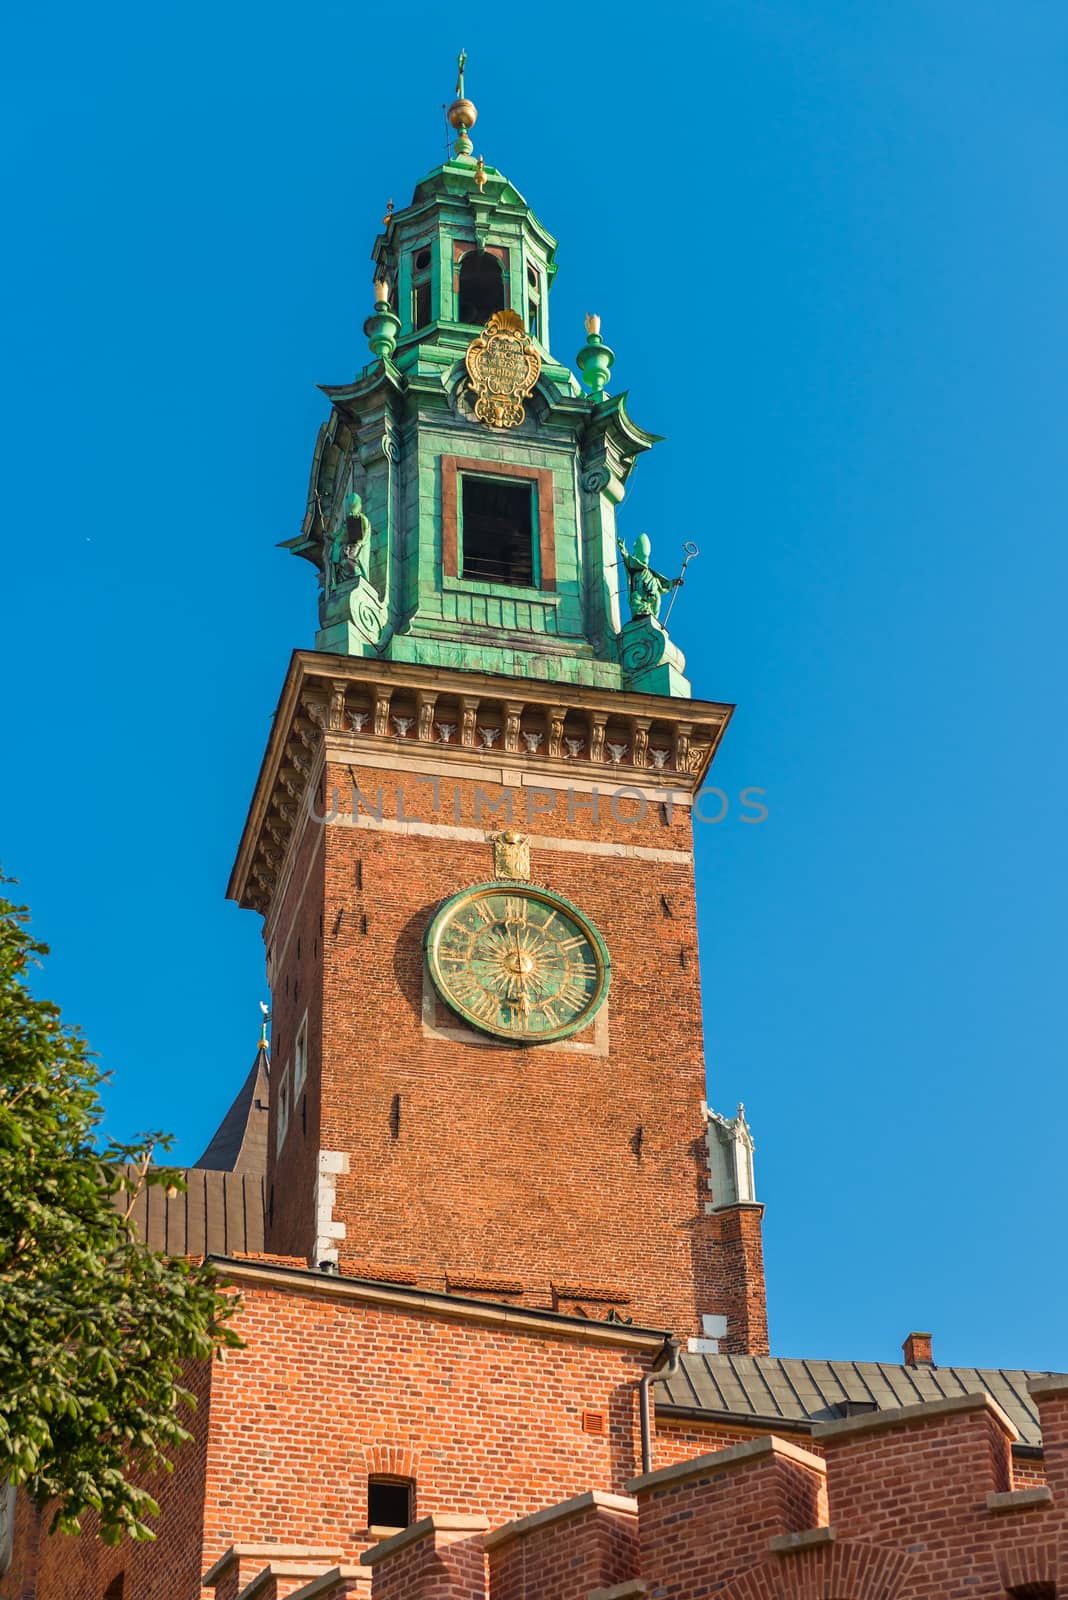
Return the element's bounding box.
[639,1335,683,1477]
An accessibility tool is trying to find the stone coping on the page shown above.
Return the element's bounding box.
[588,1583,648,1600]
[286,1567,369,1599]
[768,1527,836,1556]
[209,1256,670,1353]
[360,1514,490,1566]
[484,1491,637,1551]
[627,1433,825,1495]
[986,1487,1053,1513]
[203,1544,346,1587]
[239,1565,339,1600]
[1029,1375,1068,1400]
[812,1390,1017,1445]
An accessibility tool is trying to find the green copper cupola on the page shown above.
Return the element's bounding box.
[283,56,690,696]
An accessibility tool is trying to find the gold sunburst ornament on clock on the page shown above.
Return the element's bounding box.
[425,882,610,1043]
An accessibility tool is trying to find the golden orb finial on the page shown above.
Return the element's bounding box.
[447,47,477,157]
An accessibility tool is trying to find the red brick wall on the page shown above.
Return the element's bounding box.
[367,1520,488,1600]
[3,1359,212,1600]
[654,1417,806,1469]
[655,1414,1046,1486]
[264,807,325,1264]
[263,747,768,1344]
[197,1274,654,1578]
[633,1439,827,1598]
[821,1404,1012,1547]
[487,1497,638,1600]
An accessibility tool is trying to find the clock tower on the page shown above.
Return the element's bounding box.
[227,69,768,1350]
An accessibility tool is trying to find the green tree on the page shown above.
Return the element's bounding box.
[0,881,242,1543]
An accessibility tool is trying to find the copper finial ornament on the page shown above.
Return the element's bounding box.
[382,198,394,227]
[447,47,478,157]
[474,154,487,192]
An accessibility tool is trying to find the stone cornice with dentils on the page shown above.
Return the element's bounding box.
[227,651,733,916]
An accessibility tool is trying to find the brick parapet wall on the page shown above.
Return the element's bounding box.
[813,1393,1016,1543]
[629,1435,828,1595]
[653,1413,1047,1488]
[485,1492,639,1600]
[1030,1379,1068,1501]
[617,1391,1066,1600]
[361,1516,489,1600]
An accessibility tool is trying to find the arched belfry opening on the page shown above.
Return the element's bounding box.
[458,250,504,326]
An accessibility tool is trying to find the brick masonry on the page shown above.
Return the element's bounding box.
[263,733,769,1349]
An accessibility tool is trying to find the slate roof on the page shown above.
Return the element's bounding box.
[656,1352,1060,1450]
[194,1042,270,1173]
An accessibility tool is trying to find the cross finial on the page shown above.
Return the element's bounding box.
[446,49,478,157]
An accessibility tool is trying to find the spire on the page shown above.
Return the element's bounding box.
[258,999,270,1054]
[447,48,478,158]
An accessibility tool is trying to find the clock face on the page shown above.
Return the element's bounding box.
[425,882,610,1044]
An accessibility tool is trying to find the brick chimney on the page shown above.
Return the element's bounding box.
[902,1330,934,1367]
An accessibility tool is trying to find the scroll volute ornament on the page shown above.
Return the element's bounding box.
[465,309,541,429]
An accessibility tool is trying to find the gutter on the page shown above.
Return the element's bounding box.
[639,1336,682,1476]
[208,1256,669,1352]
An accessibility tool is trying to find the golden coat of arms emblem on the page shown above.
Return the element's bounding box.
[465,309,541,429]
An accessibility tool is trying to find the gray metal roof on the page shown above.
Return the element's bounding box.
[194,1043,270,1174]
[656,1352,1063,1450]
[126,1167,265,1256]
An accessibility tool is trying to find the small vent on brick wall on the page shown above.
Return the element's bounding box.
[389,1094,401,1141]
[355,859,363,891]
[660,894,674,918]
[333,908,344,936]
[361,913,369,935]
[630,1125,644,1162]
[582,1410,607,1436]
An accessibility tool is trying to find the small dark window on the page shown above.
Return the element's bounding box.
[412,246,432,329]
[458,251,504,325]
[461,476,534,586]
[104,1579,125,1600]
[413,279,431,329]
[368,1476,414,1529]
[526,265,541,340]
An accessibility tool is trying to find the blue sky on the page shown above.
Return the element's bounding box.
[3,0,1066,1372]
